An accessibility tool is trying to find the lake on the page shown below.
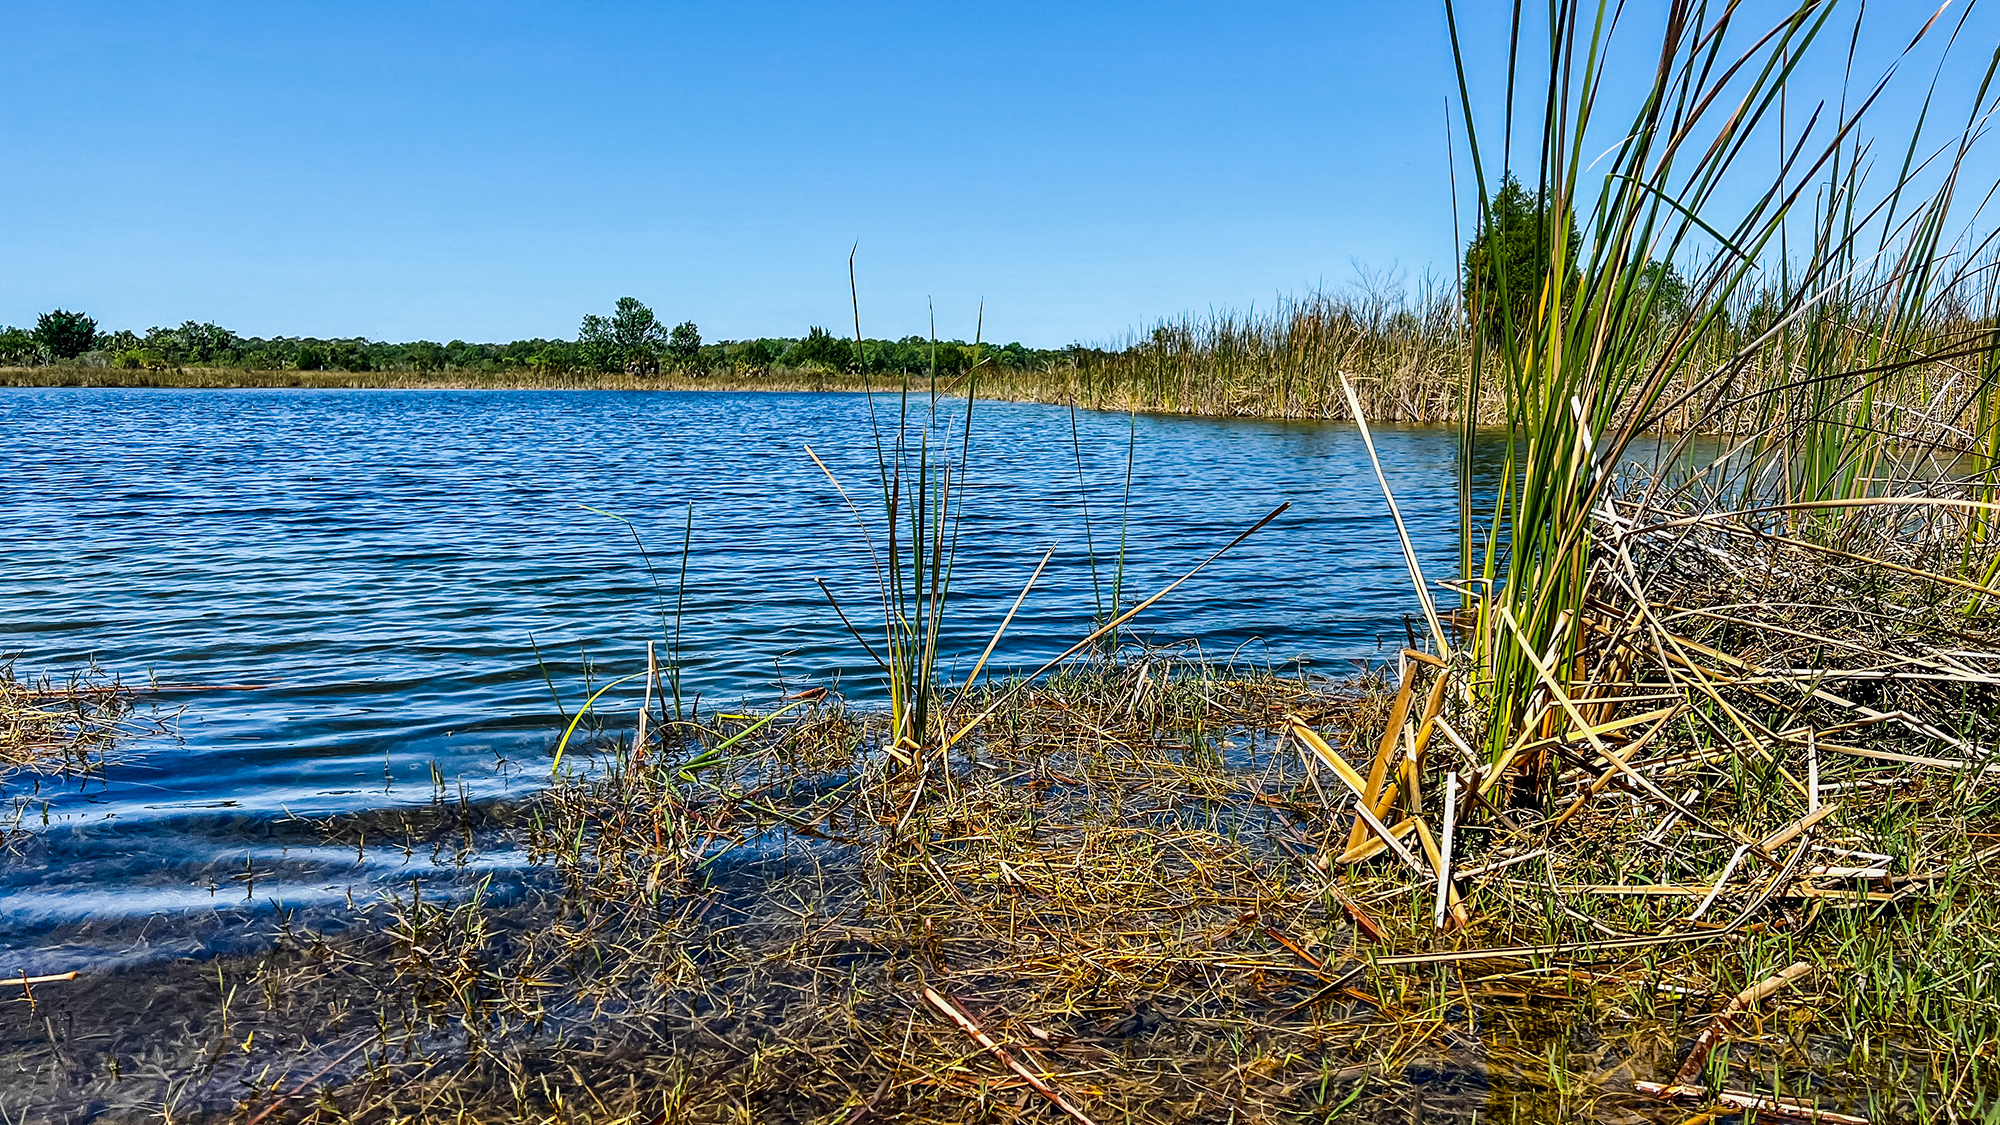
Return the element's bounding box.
[0,388,1463,967]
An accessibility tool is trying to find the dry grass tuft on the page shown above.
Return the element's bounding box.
[0,662,134,778]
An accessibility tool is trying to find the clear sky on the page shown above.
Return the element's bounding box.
[5,2,1994,347]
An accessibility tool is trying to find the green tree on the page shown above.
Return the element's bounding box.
[576,315,619,372]
[406,341,446,372]
[931,340,971,376]
[667,321,702,366]
[168,321,238,364]
[0,327,43,365]
[789,326,853,370]
[1633,259,1690,323]
[97,329,140,356]
[529,341,577,373]
[330,342,371,371]
[500,339,542,367]
[611,298,665,351]
[34,309,97,359]
[736,338,780,370]
[1462,175,1580,343]
[579,297,668,373]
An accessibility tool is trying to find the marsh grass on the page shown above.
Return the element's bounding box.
[0,638,1985,1123]
[7,294,1993,437]
[6,661,1402,1124]
[0,661,1610,1122]
[0,662,137,780]
[985,291,1471,423]
[16,5,2000,1122]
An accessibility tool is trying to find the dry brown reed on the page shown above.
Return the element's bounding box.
[0,663,134,777]
[1290,488,2000,1122]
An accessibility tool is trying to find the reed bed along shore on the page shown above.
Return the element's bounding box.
[8,289,1994,433]
[1018,297,2000,433]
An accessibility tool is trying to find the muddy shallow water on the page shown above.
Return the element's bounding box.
[0,724,1904,1125]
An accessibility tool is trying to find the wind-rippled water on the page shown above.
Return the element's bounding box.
[0,388,1461,963]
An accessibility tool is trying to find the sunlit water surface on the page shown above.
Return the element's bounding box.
[1,388,1469,966]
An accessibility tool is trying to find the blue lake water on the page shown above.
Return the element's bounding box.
[0,388,1463,959]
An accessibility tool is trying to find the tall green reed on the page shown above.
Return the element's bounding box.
[813,259,987,759]
[1445,0,1999,786]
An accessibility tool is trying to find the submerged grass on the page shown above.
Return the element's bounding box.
[0,662,137,780]
[0,660,1410,1123]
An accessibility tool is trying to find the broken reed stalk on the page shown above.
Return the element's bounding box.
[921,988,1099,1125]
[240,1035,377,1125]
[1340,373,1447,655]
[940,502,1290,754]
[0,971,78,987]
[1629,1084,1870,1125]
[635,639,654,763]
[1669,960,1814,1089]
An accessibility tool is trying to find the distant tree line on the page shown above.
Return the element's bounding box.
[0,298,1075,377]
[5,219,1701,379]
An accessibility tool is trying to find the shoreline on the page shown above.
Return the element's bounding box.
[0,364,893,394]
[0,363,1449,423]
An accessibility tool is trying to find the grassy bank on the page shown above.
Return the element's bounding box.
[4,644,1991,1123]
[9,282,1994,435]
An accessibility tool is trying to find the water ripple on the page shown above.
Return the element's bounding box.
[1,387,1462,925]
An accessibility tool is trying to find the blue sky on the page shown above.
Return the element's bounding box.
[5,2,1995,346]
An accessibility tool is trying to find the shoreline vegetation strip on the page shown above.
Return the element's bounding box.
[0,279,1991,434]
